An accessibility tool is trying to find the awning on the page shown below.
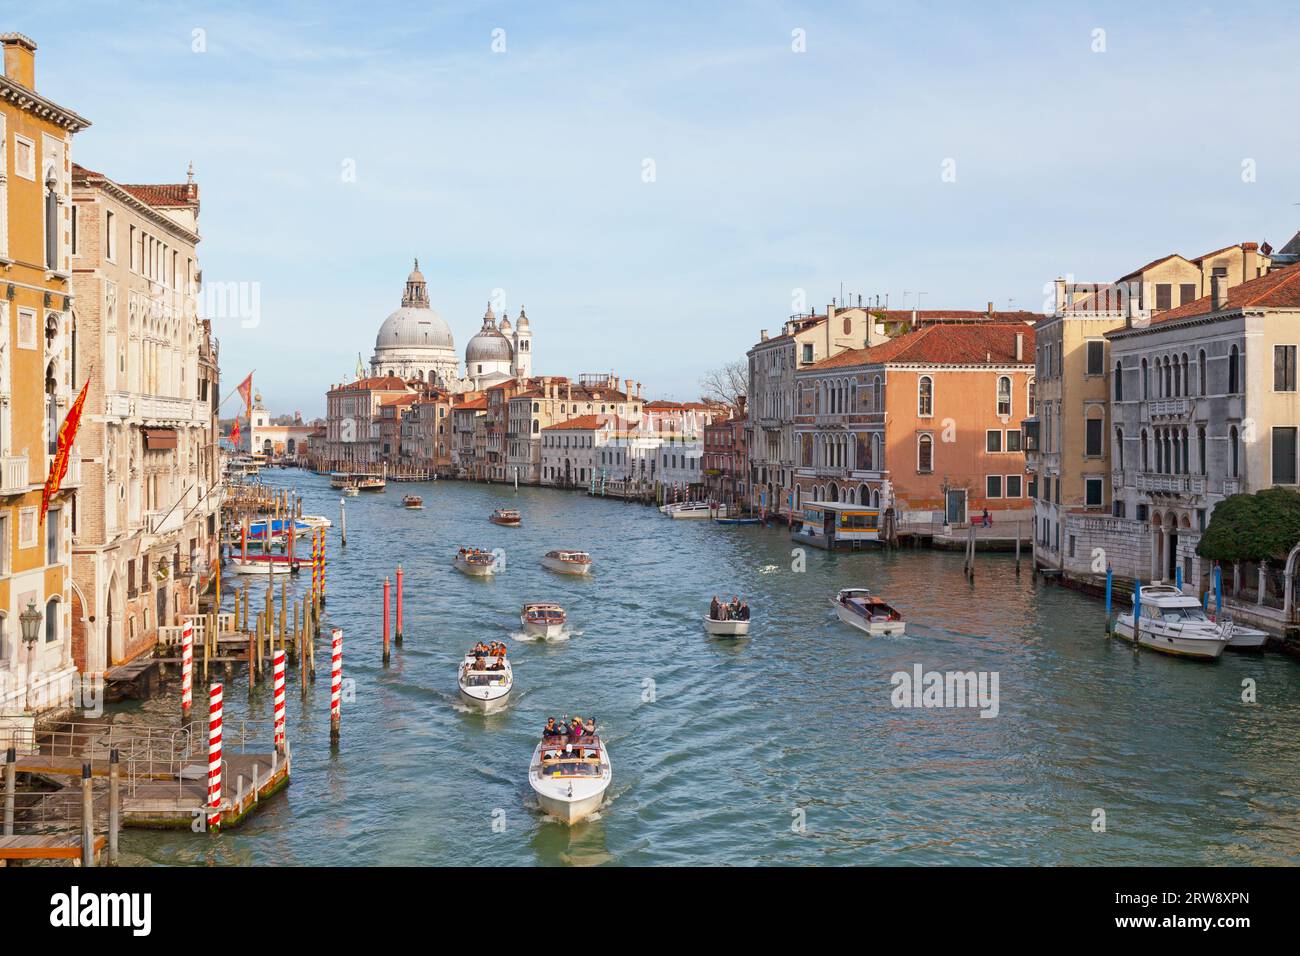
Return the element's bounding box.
[143,427,177,450]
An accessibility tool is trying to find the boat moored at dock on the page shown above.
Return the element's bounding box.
[660,501,723,519]
[490,508,521,526]
[226,554,301,576]
[457,645,512,713]
[1112,585,1231,660]
[528,731,612,824]
[541,550,592,575]
[522,603,567,639]
[454,548,499,577]
[832,588,905,635]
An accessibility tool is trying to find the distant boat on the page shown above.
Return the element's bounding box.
[521,603,567,639]
[402,495,424,509]
[714,516,759,525]
[541,550,592,575]
[454,548,498,577]
[1112,585,1230,660]
[832,588,905,636]
[703,614,750,638]
[227,554,300,576]
[660,501,722,519]
[490,508,521,526]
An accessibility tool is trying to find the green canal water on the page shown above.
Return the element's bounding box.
[114,469,1300,866]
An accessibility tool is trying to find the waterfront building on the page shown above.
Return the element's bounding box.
[1025,240,1269,576]
[793,323,1035,524]
[376,393,418,464]
[642,400,723,499]
[703,401,748,510]
[400,390,453,476]
[450,393,486,479]
[1063,266,1300,606]
[241,397,316,460]
[0,34,90,715]
[68,160,220,680]
[323,375,413,469]
[505,374,643,485]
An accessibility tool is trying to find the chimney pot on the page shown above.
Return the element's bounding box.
[1015,332,1024,362]
[1,33,37,89]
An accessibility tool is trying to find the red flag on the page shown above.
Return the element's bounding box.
[236,372,254,416]
[41,375,91,525]
[230,418,242,449]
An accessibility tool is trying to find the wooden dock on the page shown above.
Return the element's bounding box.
[0,834,106,864]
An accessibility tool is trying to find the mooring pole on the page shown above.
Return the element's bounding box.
[395,565,404,646]
[108,749,121,866]
[383,577,391,665]
[3,747,15,836]
[81,763,94,867]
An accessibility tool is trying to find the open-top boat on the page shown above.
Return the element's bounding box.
[1112,585,1231,659]
[704,609,751,637]
[457,648,512,713]
[714,516,760,525]
[522,603,567,639]
[832,588,905,635]
[541,550,592,575]
[490,508,521,526]
[660,501,724,519]
[402,495,424,509]
[343,485,359,497]
[299,514,332,529]
[226,553,300,576]
[356,475,386,492]
[528,732,612,825]
[453,548,498,577]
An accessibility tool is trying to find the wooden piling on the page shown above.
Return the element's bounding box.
[81,763,94,867]
[108,749,120,866]
[3,747,15,836]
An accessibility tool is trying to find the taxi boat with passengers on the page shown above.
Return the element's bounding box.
[489,508,521,526]
[457,643,512,713]
[528,726,612,824]
[453,548,498,577]
[541,550,592,575]
[521,603,567,639]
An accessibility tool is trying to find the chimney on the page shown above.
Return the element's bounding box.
[910,309,918,329]
[1212,274,1229,311]
[2,33,37,89]
[760,329,769,342]
[1015,332,1024,362]
[1242,241,1259,281]
[987,301,994,317]
[1054,277,1067,314]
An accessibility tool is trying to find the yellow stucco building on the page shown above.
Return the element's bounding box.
[0,34,90,717]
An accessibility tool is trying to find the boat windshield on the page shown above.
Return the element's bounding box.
[526,609,564,620]
[462,673,506,687]
[1162,606,1209,623]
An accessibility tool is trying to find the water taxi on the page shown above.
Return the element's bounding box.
[528,732,612,824]
[490,508,521,526]
[1112,585,1231,659]
[704,609,751,637]
[226,554,300,576]
[832,588,905,636]
[355,475,386,492]
[299,514,332,530]
[343,485,359,497]
[328,471,353,489]
[402,495,424,509]
[457,649,512,713]
[453,548,498,577]
[521,603,567,639]
[659,501,723,519]
[541,550,592,575]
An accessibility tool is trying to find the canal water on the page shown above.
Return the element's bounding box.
[115,469,1300,866]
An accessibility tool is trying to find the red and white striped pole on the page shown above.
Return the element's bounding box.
[382,577,391,665]
[395,564,404,646]
[207,682,223,830]
[329,628,342,746]
[180,620,193,719]
[272,648,286,753]
[311,529,320,601]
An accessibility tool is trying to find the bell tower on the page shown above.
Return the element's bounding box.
[513,306,532,379]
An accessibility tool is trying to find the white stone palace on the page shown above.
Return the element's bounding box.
[369,260,533,392]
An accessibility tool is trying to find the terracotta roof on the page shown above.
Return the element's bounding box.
[455,397,488,411]
[73,163,198,208]
[1116,253,1190,282]
[542,414,637,431]
[380,394,420,407]
[1140,263,1300,326]
[872,309,1040,324]
[330,375,411,393]
[807,323,1036,370]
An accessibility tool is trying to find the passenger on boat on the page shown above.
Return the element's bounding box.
[583,718,596,737]
[569,717,585,739]
[543,717,562,738]
[710,595,721,620]
[738,601,750,621]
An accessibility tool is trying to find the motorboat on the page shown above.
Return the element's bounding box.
[329,471,353,489]
[521,603,567,639]
[402,495,424,509]
[343,485,359,497]
[832,588,905,636]
[703,611,751,637]
[457,649,512,713]
[226,554,300,576]
[541,550,592,575]
[299,514,332,530]
[489,508,521,526]
[1220,616,1269,651]
[1112,585,1230,660]
[528,732,612,825]
[453,548,499,577]
[660,501,724,519]
[714,516,760,525]
[356,475,386,492]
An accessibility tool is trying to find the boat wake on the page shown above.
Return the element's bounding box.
[758,565,780,574]
[510,629,579,643]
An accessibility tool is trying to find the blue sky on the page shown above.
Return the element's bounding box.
[14,0,1300,416]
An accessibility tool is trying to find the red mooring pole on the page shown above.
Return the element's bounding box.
[395,565,404,646]
[382,577,391,665]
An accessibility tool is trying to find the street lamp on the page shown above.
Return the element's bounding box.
[19,598,43,713]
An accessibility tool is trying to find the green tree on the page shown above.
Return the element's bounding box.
[1197,487,1300,563]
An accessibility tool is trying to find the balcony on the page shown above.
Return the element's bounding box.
[1148,398,1191,418]
[1,456,29,496]
[1134,473,1206,495]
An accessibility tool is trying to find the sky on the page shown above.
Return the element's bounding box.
[12,0,1300,416]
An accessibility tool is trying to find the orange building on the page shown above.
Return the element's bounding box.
[793,323,1036,526]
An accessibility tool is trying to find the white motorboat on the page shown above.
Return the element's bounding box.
[831,588,905,636]
[528,733,612,825]
[541,550,592,575]
[703,615,750,637]
[1111,585,1229,660]
[343,486,359,497]
[457,651,512,713]
[660,501,725,519]
[226,555,299,576]
[299,514,332,529]
[1221,617,1269,651]
[454,548,498,577]
[522,603,567,639]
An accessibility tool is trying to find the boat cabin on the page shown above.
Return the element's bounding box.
[792,503,882,550]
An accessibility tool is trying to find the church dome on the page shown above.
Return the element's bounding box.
[466,302,514,364]
[374,259,456,352]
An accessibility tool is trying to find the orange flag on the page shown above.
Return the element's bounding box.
[236,372,254,416]
[230,417,242,449]
[41,374,91,525]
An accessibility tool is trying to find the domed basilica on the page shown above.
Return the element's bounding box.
[370,260,533,392]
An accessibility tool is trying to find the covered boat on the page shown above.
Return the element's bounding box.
[453,548,498,577]
[402,495,424,509]
[489,508,521,526]
[832,588,905,636]
[541,550,592,575]
[1112,585,1230,659]
[521,603,567,639]
[528,732,612,825]
[659,501,724,519]
[226,554,300,576]
[457,648,512,713]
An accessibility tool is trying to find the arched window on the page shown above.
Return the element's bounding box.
[997,376,1012,416]
[1228,345,1240,393]
[917,434,933,473]
[873,376,883,411]
[1141,358,1149,399]
[1181,354,1189,397]
[1198,350,1207,396]
[1197,426,1206,476]
[1027,378,1036,416]
[1141,430,1149,471]
[918,376,933,417]
[1114,362,1123,401]
[531,420,539,434]
[1115,427,1124,469]
[1230,426,1240,477]
[45,171,59,269]
[45,597,59,644]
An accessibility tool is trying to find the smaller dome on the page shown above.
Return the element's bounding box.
[516,306,530,330]
[467,326,513,364]
[499,314,513,334]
